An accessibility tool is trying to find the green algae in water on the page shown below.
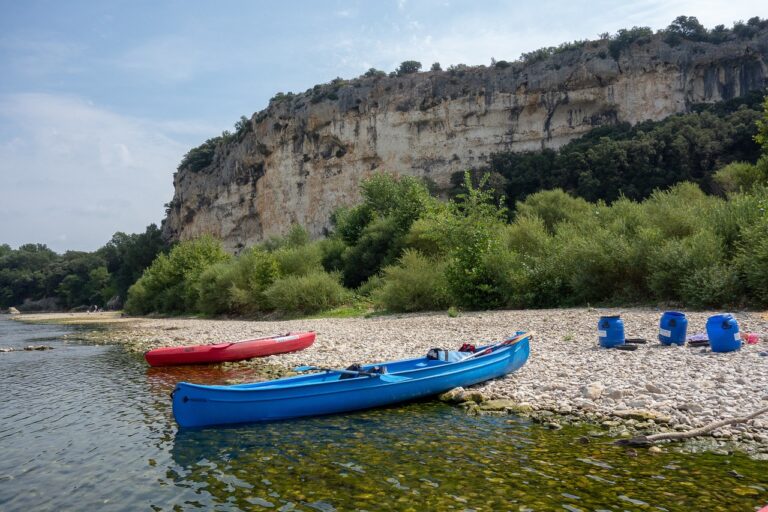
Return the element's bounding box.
[165,403,768,511]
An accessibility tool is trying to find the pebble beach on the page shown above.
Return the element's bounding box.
[15,308,768,450]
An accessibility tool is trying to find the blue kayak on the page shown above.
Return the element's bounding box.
[172,332,531,428]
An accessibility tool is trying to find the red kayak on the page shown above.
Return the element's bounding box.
[144,331,315,367]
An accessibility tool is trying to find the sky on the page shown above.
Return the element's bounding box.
[1,0,765,252]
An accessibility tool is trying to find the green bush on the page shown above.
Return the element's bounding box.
[318,238,347,272]
[341,216,402,288]
[124,235,230,315]
[227,247,280,313]
[197,261,238,315]
[396,60,422,76]
[264,271,350,314]
[646,229,724,301]
[553,222,638,304]
[515,189,592,233]
[680,263,742,309]
[734,213,768,306]
[374,250,450,312]
[501,215,552,257]
[477,249,530,309]
[261,224,311,251]
[402,216,447,257]
[713,161,766,193]
[273,244,323,276]
[642,183,717,238]
[357,274,384,297]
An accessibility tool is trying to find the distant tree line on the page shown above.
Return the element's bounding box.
[0,225,165,311]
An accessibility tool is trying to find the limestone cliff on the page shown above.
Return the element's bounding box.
[163,29,768,251]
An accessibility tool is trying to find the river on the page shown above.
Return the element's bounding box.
[0,316,766,511]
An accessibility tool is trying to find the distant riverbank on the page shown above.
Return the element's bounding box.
[14,308,768,454]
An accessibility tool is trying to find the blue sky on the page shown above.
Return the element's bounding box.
[1,0,765,252]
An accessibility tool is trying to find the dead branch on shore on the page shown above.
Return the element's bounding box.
[615,406,768,446]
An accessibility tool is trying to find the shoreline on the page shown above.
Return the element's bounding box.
[12,308,768,455]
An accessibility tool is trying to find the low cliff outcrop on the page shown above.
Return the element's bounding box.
[163,27,768,251]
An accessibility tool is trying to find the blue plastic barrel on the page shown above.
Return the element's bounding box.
[706,314,741,353]
[659,311,688,346]
[598,315,624,348]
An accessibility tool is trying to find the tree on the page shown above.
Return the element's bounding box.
[100,224,166,301]
[756,95,768,153]
[363,68,386,78]
[124,235,230,315]
[430,62,442,71]
[396,60,422,76]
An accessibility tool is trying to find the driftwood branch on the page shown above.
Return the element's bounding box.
[615,406,768,446]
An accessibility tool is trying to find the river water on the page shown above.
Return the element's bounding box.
[1,316,766,511]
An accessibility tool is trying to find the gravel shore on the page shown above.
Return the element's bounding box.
[18,308,768,447]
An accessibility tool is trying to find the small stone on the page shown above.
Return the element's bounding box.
[479,399,531,413]
[581,381,605,400]
[645,383,664,394]
[648,446,663,454]
[464,391,486,404]
[438,387,467,404]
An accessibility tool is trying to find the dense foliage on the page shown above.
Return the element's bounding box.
[467,91,765,210]
[125,227,348,316]
[120,93,768,316]
[0,224,165,311]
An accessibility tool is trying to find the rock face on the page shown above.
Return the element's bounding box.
[163,30,768,251]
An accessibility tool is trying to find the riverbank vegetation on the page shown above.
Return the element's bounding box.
[0,225,165,311]
[5,93,768,316]
[118,93,768,316]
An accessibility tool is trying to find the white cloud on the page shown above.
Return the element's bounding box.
[0,93,189,251]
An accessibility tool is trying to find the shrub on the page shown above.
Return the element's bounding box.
[273,244,323,276]
[318,238,347,272]
[646,229,724,301]
[396,61,422,76]
[501,215,552,257]
[228,247,280,313]
[374,250,450,312]
[476,249,531,308]
[124,236,230,315]
[642,183,717,238]
[197,261,238,315]
[264,271,350,314]
[178,138,219,172]
[734,212,768,306]
[341,216,402,288]
[515,189,592,233]
[706,187,767,250]
[261,224,311,251]
[608,26,653,59]
[553,221,639,304]
[713,161,766,193]
[680,263,742,309]
[402,216,446,257]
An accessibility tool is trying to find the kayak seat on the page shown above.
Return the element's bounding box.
[339,363,388,379]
